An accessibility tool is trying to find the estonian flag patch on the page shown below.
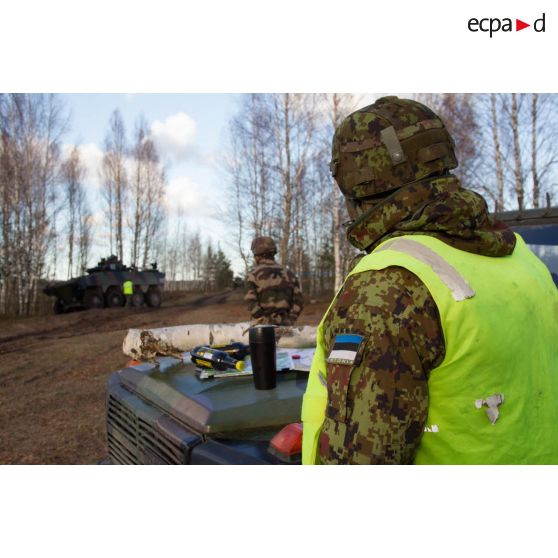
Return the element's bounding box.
[326,333,365,365]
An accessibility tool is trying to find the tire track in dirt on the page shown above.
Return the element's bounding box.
[0,292,328,464]
[0,291,233,356]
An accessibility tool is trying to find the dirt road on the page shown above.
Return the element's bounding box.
[0,291,327,464]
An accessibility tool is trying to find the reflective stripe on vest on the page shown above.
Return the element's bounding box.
[302,234,558,464]
[375,238,475,301]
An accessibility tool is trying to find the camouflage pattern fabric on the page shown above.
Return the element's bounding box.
[318,175,516,464]
[330,96,458,198]
[251,236,277,256]
[319,268,442,464]
[244,258,304,326]
[346,175,516,255]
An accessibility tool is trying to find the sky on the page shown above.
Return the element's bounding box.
[61,93,242,273]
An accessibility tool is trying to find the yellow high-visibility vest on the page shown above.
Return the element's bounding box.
[302,234,558,464]
[123,280,134,295]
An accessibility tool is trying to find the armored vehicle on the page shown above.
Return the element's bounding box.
[43,255,165,314]
[104,208,558,465]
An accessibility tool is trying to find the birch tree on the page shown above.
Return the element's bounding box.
[490,94,506,211]
[128,117,166,268]
[267,93,316,274]
[61,145,87,277]
[188,231,203,281]
[225,95,275,275]
[0,93,67,315]
[528,94,558,208]
[140,140,165,268]
[510,93,525,211]
[101,109,127,260]
[76,183,92,274]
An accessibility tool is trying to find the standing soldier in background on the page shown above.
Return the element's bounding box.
[123,279,134,307]
[302,96,558,465]
[244,236,304,326]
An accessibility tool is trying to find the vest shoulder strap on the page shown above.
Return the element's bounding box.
[372,237,476,301]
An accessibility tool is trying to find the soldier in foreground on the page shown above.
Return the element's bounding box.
[302,96,558,464]
[244,236,303,326]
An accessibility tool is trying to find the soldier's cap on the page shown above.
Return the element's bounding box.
[251,236,277,256]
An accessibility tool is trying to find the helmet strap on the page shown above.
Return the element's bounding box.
[380,126,407,165]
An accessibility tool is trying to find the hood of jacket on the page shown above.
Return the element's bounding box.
[346,174,516,257]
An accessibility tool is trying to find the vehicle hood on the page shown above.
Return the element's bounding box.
[117,351,311,436]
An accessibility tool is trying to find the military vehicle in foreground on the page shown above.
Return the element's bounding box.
[43,256,165,314]
[103,208,558,465]
[106,348,312,464]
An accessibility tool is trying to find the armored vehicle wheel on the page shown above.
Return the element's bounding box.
[105,288,124,308]
[84,289,104,309]
[131,292,144,307]
[53,298,65,314]
[145,288,162,308]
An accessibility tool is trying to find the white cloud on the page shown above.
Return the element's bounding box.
[165,176,217,217]
[90,210,105,226]
[79,143,105,189]
[62,142,104,190]
[150,112,197,162]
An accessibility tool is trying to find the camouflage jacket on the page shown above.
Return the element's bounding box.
[244,258,304,326]
[318,175,516,464]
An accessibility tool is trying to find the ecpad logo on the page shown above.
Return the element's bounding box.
[468,13,546,37]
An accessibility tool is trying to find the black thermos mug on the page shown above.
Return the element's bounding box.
[248,325,277,390]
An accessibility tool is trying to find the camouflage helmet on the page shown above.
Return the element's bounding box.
[251,236,277,257]
[330,96,458,199]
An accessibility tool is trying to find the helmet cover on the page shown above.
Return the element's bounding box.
[330,96,458,199]
[251,236,277,256]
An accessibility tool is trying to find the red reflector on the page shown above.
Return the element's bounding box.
[269,423,303,456]
[292,354,301,359]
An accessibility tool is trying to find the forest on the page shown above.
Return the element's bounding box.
[1,93,557,315]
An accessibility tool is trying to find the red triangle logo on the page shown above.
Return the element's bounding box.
[516,19,530,31]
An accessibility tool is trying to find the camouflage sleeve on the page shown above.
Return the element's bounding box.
[244,271,264,319]
[287,269,304,319]
[319,266,445,464]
